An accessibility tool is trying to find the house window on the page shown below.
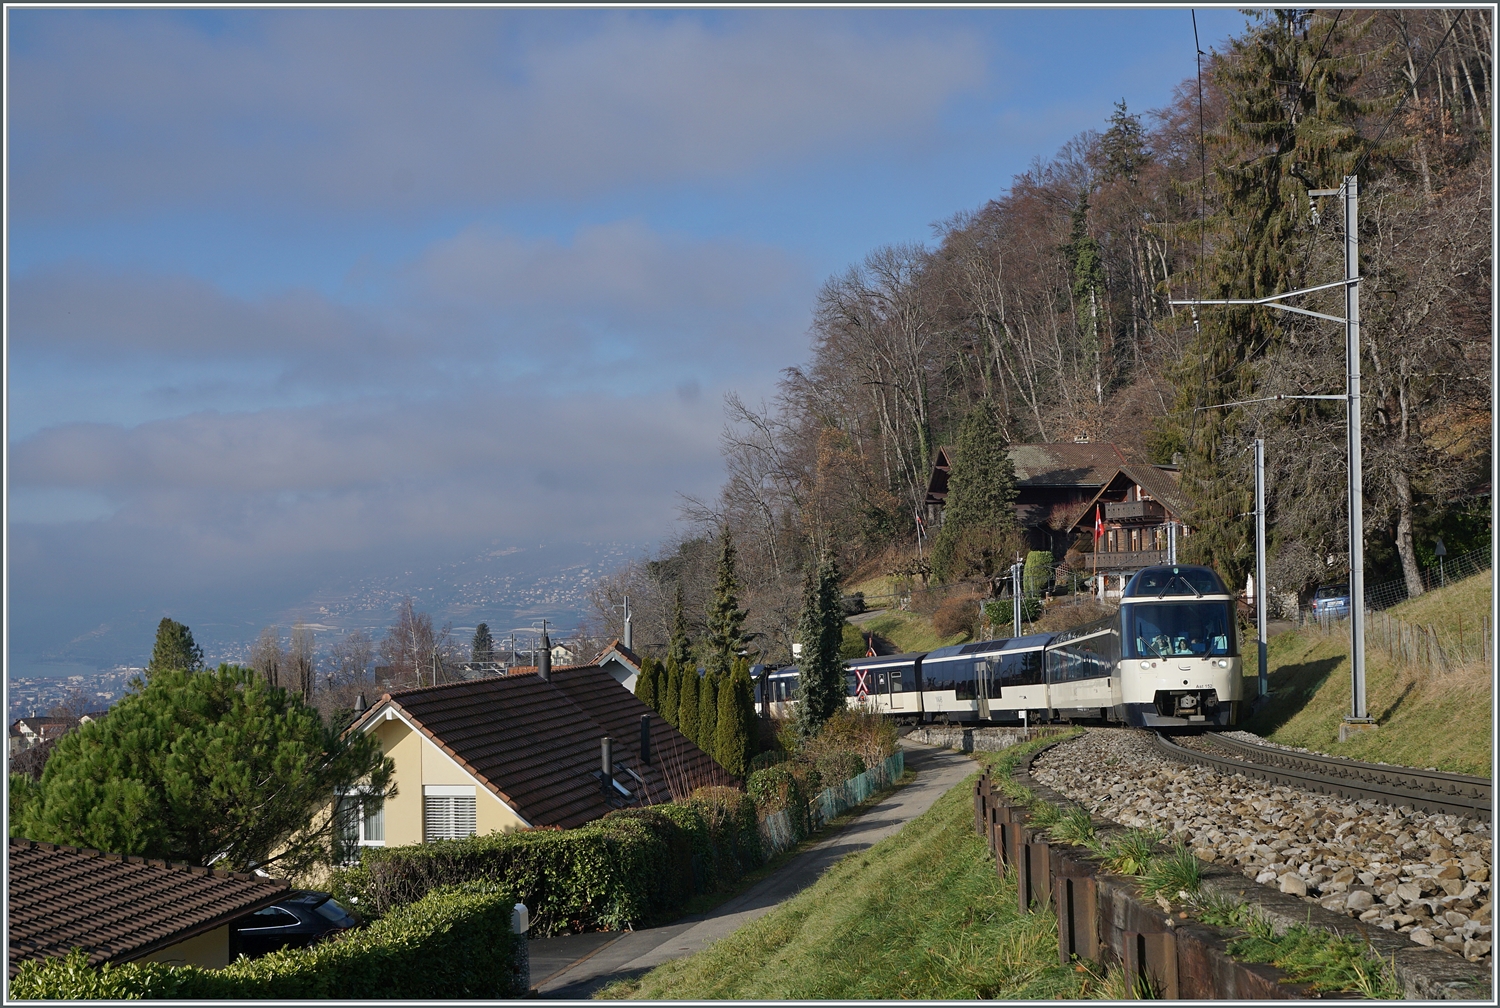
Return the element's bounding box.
[1106,529,1119,552]
[335,793,385,864]
[1130,529,1141,552]
[423,785,477,842]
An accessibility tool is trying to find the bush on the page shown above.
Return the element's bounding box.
[812,750,866,786]
[329,793,764,936]
[331,813,691,934]
[748,749,787,772]
[932,593,982,638]
[803,708,898,771]
[9,884,527,999]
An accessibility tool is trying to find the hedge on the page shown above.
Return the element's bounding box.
[330,788,764,935]
[8,884,527,1000]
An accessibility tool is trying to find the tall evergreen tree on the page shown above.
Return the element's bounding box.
[146,618,203,675]
[715,656,757,777]
[661,657,682,728]
[704,526,746,678]
[471,623,494,664]
[930,401,1019,582]
[634,654,660,711]
[1156,11,1386,584]
[668,586,694,673]
[794,552,846,736]
[699,671,718,756]
[678,668,700,746]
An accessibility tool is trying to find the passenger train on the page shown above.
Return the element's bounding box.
[754,564,1244,729]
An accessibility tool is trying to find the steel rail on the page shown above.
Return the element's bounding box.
[1153,732,1491,820]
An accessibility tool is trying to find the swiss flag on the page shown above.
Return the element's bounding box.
[1093,505,1104,541]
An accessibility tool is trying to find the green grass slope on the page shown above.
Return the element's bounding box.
[597,742,1105,1000]
[1242,572,1492,776]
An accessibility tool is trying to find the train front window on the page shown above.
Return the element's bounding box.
[1124,602,1236,658]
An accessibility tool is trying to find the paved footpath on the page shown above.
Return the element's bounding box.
[531,739,976,999]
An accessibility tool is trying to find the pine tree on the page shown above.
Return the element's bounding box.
[669,586,694,672]
[678,667,700,746]
[1157,11,1386,585]
[471,623,494,664]
[794,552,846,736]
[930,401,1018,582]
[146,618,203,675]
[14,665,392,874]
[714,656,756,777]
[699,671,718,755]
[662,657,681,728]
[704,526,746,679]
[635,655,660,711]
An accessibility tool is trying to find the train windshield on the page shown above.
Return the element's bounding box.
[1123,602,1237,658]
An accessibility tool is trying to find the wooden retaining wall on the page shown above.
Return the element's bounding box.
[973,744,1493,1001]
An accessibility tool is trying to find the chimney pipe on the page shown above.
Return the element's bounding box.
[639,714,652,765]
[601,736,613,795]
[354,692,368,713]
[538,627,551,681]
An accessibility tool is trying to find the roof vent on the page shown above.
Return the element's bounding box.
[354,693,367,714]
[538,626,551,681]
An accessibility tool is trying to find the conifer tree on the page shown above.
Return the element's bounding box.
[704,526,746,679]
[668,586,694,672]
[146,618,204,675]
[471,623,494,664]
[930,401,1018,582]
[13,665,391,874]
[661,657,681,728]
[1155,11,1385,583]
[715,656,756,777]
[678,667,700,746]
[699,671,718,755]
[634,655,660,711]
[793,552,846,736]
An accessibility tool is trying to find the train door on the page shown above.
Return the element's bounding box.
[975,658,991,719]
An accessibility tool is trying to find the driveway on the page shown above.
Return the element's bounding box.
[532,739,975,999]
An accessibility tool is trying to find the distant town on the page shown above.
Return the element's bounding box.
[7,667,143,722]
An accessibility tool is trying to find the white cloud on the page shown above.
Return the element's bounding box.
[8,9,986,216]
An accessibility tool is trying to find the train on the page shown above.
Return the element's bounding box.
[754,564,1244,730]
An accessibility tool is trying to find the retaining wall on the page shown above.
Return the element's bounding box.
[974,741,1492,1001]
[906,725,1066,753]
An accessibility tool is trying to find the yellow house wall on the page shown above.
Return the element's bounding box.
[135,924,231,969]
[370,712,528,846]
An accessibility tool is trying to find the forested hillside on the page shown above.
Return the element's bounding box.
[587,10,1491,668]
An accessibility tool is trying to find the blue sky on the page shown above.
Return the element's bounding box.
[6,6,1255,664]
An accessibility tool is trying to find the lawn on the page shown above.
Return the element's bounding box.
[1242,570,1492,775]
[597,736,1113,1000]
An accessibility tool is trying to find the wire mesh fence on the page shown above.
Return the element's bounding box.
[757,750,906,857]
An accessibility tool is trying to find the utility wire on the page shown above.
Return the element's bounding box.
[1351,13,1462,179]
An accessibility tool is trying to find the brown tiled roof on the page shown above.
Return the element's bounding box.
[351,665,731,830]
[590,639,643,672]
[7,839,289,976]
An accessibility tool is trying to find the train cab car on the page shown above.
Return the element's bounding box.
[1115,564,1243,728]
[842,652,923,718]
[754,665,801,719]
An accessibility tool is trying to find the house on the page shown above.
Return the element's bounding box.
[589,638,644,693]
[924,441,1190,584]
[339,664,730,852]
[9,717,78,755]
[7,838,290,975]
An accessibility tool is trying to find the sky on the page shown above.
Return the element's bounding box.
[5,5,1256,669]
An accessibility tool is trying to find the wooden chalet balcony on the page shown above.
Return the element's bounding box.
[1091,548,1168,571]
[1105,500,1166,523]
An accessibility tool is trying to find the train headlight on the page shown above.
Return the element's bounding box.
[1140,661,1152,670]
[1216,659,1228,668]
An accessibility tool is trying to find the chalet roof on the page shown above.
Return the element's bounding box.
[1007,442,1129,486]
[7,838,289,976]
[349,665,730,829]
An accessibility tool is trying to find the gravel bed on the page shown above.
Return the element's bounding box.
[1211,729,1449,773]
[1032,729,1493,965]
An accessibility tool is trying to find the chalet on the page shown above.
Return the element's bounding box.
[8,838,289,975]
[337,663,729,853]
[924,441,1191,582]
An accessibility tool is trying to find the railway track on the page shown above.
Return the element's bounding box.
[1154,731,1492,820]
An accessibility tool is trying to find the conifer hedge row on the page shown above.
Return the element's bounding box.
[9,884,528,999]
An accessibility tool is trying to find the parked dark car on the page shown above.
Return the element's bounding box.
[231,890,358,959]
[1312,583,1351,617]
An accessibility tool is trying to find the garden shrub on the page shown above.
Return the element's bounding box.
[9,884,527,999]
[812,749,865,787]
[748,749,787,772]
[803,708,898,770]
[932,592,982,638]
